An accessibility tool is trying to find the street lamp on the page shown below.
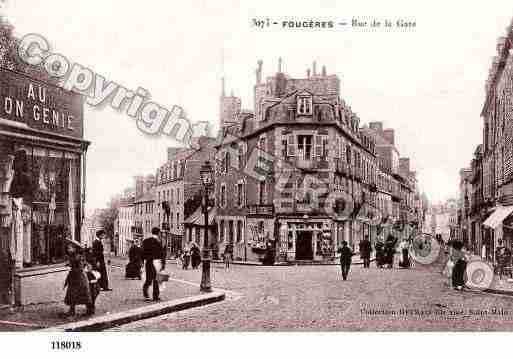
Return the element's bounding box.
[199,161,214,292]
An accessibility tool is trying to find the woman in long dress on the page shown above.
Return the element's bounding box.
[126,241,143,279]
[398,240,411,268]
[64,245,93,316]
[451,241,467,290]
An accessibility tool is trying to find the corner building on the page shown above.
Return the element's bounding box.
[214,61,381,263]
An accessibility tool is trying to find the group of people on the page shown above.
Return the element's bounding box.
[177,241,202,270]
[337,235,413,281]
[124,227,167,301]
[63,230,111,316]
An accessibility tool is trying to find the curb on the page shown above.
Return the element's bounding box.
[40,291,225,332]
[484,288,513,296]
[211,258,376,266]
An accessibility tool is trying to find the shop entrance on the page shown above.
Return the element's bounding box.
[296,231,313,260]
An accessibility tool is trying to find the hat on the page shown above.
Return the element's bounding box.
[96,229,105,237]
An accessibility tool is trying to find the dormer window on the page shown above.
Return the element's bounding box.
[297,96,312,115]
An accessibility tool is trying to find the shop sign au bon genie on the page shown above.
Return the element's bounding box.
[0,68,83,139]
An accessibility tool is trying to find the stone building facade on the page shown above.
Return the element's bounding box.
[467,19,513,263]
[214,61,421,263]
[155,137,216,256]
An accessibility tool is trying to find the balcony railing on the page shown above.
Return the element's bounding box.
[247,204,274,216]
[295,157,317,170]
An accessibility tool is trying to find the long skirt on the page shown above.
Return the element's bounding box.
[399,248,410,268]
[125,260,142,278]
[65,270,92,306]
[452,259,467,287]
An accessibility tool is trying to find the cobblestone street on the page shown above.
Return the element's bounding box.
[110,259,513,331]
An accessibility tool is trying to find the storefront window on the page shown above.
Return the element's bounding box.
[14,144,82,265]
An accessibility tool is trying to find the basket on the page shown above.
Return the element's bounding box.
[156,272,170,283]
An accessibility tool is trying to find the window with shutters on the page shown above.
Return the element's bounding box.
[237,182,244,207]
[258,181,266,205]
[321,136,329,161]
[237,145,244,169]
[297,135,313,160]
[287,134,296,157]
[297,96,313,115]
[225,151,230,173]
[220,183,227,208]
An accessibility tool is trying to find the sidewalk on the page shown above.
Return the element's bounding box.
[0,260,223,331]
[450,254,513,296]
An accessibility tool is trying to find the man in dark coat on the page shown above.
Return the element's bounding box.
[359,236,372,268]
[92,230,111,291]
[451,241,467,290]
[142,227,166,301]
[338,241,354,280]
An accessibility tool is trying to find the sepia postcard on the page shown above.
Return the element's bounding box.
[2,0,513,353]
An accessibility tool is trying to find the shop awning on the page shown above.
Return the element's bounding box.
[483,205,513,229]
[184,207,216,226]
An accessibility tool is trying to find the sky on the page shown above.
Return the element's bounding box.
[5,0,513,212]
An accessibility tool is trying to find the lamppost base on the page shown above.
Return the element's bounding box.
[200,258,212,292]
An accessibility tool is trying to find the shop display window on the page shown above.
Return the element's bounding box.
[14,144,82,266]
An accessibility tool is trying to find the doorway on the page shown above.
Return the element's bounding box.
[296,231,313,260]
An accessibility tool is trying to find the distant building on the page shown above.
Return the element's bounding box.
[117,196,135,256]
[155,137,216,256]
[133,175,155,240]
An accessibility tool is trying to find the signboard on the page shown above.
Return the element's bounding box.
[0,68,83,139]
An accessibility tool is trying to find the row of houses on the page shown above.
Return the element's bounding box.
[458,18,513,263]
[109,60,426,263]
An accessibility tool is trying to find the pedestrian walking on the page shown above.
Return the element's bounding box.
[142,227,166,301]
[398,239,411,268]
[63,245,94,316]
[375,240,385,268]
[224,243,233,269]
[84,261,101,315]
[190,242,202,269]
[451,241,467,290]
[92,230,112,291]
[495,239,512,280]
[384,235,397,269]
[359,236,372,268]
[126,240,143,279]
[337,241,354,280]
[182,245,191,270]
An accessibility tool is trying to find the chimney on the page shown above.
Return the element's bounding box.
[369,122,383,133]
[322,65,326,76]
[313,61,317,76]
[221,77,226,98]
[307,69,311,78]
[383,129,395,145]
[278,57,282,73]
[256,60,263,84]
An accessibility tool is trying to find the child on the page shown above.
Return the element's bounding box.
[84,262,101,314]
[64,245,93,316]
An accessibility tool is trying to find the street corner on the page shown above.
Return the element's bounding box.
[41,290,226,332]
